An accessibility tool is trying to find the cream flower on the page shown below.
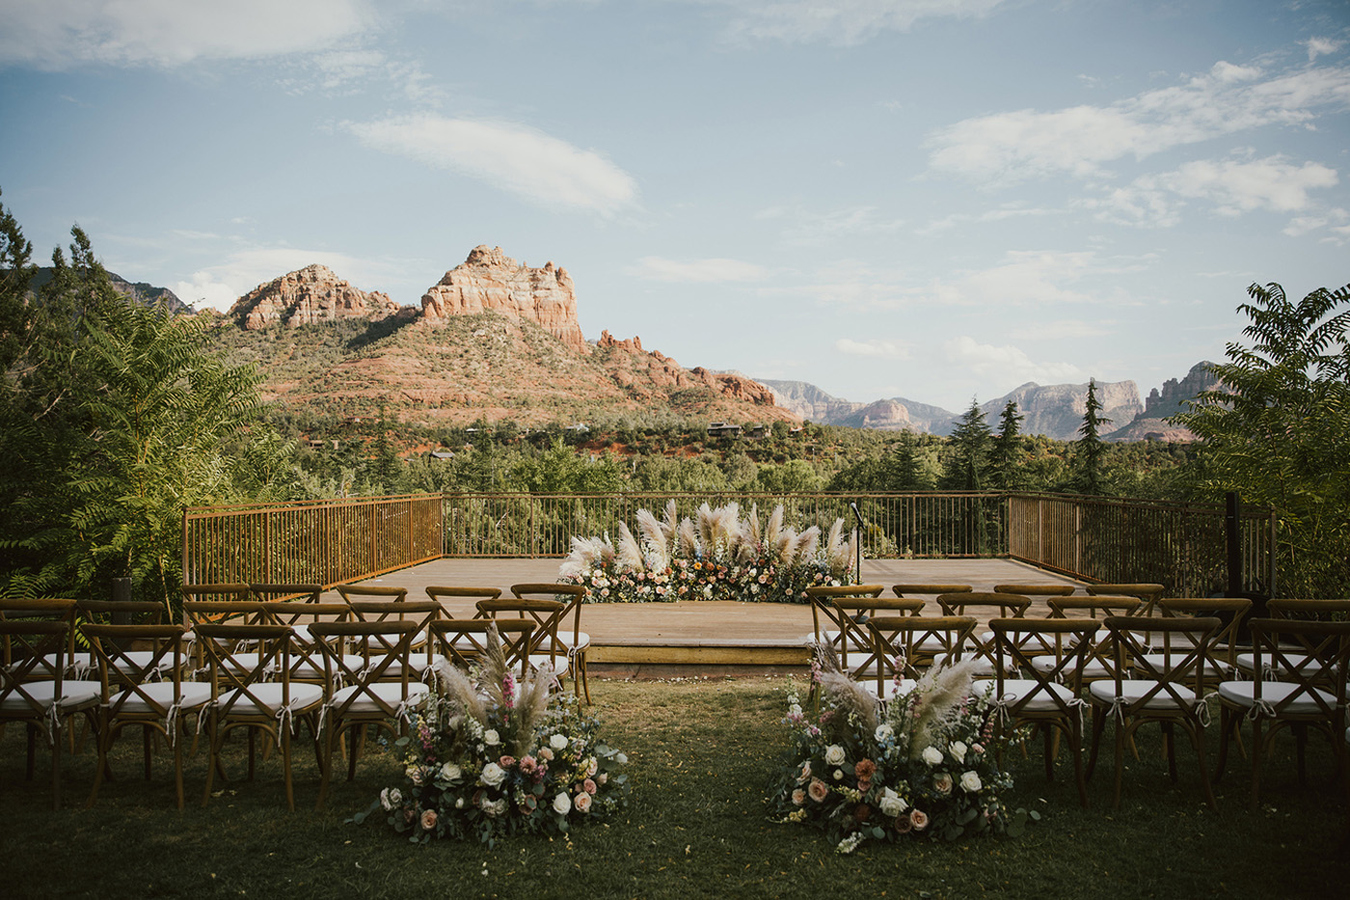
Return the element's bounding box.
[574,792,592,813]
[960,770,982,793]
[921,746,943,766]
[440,762,462,782]
[878,787,908,817]
[933,773,953,795]
[553,792,572,815]
[824,744,846,766]
[910,809,929,831]
[480,762,506,789]
[483,729,501,747]
[950,741,968,764]
[874,724,894,743]
[550,733,568,751]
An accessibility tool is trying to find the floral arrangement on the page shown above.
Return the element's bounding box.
[768,648,1014,852]
[354,627,628,845]
[559,500,854,604]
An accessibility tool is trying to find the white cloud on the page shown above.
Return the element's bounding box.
[834,337,909,358]
[1010,319,1111,340]
[917,204,1060,235]
[755,204,905,243]
[629,256,768,282]
[342,114,638,215]
[927,59,1350,183]
[943,335,1087,385]
[1307,37,1344,62]
[721,0,1008,46]
[0,0,374,69]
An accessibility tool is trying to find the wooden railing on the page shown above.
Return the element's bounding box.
[182,494,443,588]
[182,491,1274,599]
[1007,493,1276,597]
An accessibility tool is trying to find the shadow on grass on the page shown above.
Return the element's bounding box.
[1,677,1346,899]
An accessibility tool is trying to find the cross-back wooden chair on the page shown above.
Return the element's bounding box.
[1086,616,1221,811]
[983,618,1100,807]
[81,621,210,809]
[309,619,429,808]
[67,599,167,682]
[258,601,359,685]
[194,619,323,811]
[1087,583,1166,617]
[864,615,977,701]
[425,585,502,619]
[428,619,536,677]
[1156,597,1252,688]
[344,600,442,682]
[935,592,1032,676]
[891,584,971,601]
[475,598,566,689]
[1,599,100,810]
[1215,617,1350,810]
[509,583,591,701]
[804,585,894,673]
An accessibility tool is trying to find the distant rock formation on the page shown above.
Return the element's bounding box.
[228,264,402,329]
[844,397,961,434]
[420,246,589,353]
[982,380,1143,441]
[761,379,869,424]
[28,267,189,314]
[1105,361,1218,442]
[598,333,782,409]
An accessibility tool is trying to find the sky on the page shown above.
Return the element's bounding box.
[1,0,1348,413]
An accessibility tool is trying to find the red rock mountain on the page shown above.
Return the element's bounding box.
[228,264,403,329]
[216,250,796,427]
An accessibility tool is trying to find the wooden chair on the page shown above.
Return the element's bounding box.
[805,584,885,652]
[935,592,1032,676]
[428,619,536,677]
[0,599,100,810]
[982,618,1100,808]
[81,621,210,809]
[258,601,360,685]
[248,584,323,643]
[1156,597,1252,688]
[425,585,502,619]
[804,585,901,679]
[309,619,429,808]
[864,615,977,700]
[344,600,442,682]
[1086,616,1221,811]
[475,598,566,689]
[1214,618,1350,810]
[195,620,323,811]
[891,584,971,599]
[510,583,591,701]
[1087,583,1166,616]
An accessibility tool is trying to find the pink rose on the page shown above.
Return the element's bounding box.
[583,778,597,794]
[791,788,806,806]
[499,755,516,769]
[910,809,929,831]
[933,773,953,795]
[797,761,812,784]
[420,809,437,831]
[808,778,829,803]
[574,792,592,813]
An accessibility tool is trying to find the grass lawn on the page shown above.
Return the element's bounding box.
[1,675,1346,899]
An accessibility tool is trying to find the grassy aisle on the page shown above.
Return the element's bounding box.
[1,676,1345,899]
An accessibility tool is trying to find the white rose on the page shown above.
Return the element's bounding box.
[550,733,568,751]
[950,741,968,764]
[483,729,501,747]
[788,703,803,718]
[480,762,506,788]
[921,746,943,767]
[960,771,982,793]
[878,787,908,817]
[824,744,846,766]
[553,792,572,815]
[874,724,894,743]
[440,762,462,782]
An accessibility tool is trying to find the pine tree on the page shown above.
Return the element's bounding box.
[1073,378,1111,495]
[943,398,992,491]
[990,401,1024,490]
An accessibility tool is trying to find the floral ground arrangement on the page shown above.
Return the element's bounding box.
[769,651,1024,853]
[559,500,855,603]
[355,629,629,845]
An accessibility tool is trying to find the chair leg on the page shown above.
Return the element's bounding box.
[1163,722,1178,783]
[282,726,296,813]
[1214,706,1233,783]
[316,718,335,810]
[1069,724,1089,810]
[51,719,64,812]
[1295,724,1309,786]
[86,714,110,809]
[579,653,591,705]
[347,725,362,782]
[143,725,154,780]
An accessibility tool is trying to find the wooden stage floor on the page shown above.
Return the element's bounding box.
[327,557,1085,676]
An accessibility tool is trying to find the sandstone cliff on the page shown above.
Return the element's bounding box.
[420,246,588,353]
[228,264,403,329]
[595,331,785,415]
[1104,361,1218,441]
[982,380,1142,441]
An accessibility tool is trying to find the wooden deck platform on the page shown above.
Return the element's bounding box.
[327,557,1085,675]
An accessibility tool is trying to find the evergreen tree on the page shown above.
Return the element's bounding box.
[990,401,1024,490]
[884,431,928,491]
[942,398,992,491]
[1072,378,1111,495]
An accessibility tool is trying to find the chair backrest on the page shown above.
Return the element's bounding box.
[1046,595,1142,619]
[428,618,535,675]
[1247,618,1350,718]
[309,620,422,717]
[988,618,1100,713]
[0,600,77,710]
[425,586,503,617]
[77,599,165,624]
[181,583,252,607]
[192,621,297,716]
[1087,583,1165,615]
[937,591,1032,618]
[815,596,925,678]
[335,584,408,604]
[249,583,323,603]
[1159,597,1252,675]
[866,615,977,689]
[510,583,586,649]
[891,584,971,598]
[1266,598,1350,619]
[183,599,270,627]
[1101,616,1220,711]
[993,583,1076,597]
[81,623,190,713]
[345,598,441,627]
[806,585,885,646]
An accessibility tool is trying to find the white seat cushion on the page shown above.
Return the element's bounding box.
[933,651,1014,676]
[1032,656,1113,680]
[217,682,324,715]
[110,682,213,714]
[1141,651,1232,676]
[1217,680,1338,716]
[1,679,102,712]
[1235,651,1322,678]
[1088,679,1200,710]
[556,631,590,652]
[977,677,1078,713]
[329,682,429,715]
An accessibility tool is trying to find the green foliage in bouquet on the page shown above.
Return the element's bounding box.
[768,649,1014,853]
[354,628,629,846]
[559,500,854,603]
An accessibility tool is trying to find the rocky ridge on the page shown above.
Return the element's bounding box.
[228,264,403,329]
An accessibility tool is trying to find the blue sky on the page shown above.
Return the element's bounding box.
[1,0,1347,412]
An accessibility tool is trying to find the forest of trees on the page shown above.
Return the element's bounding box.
[2,194,1347,601]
